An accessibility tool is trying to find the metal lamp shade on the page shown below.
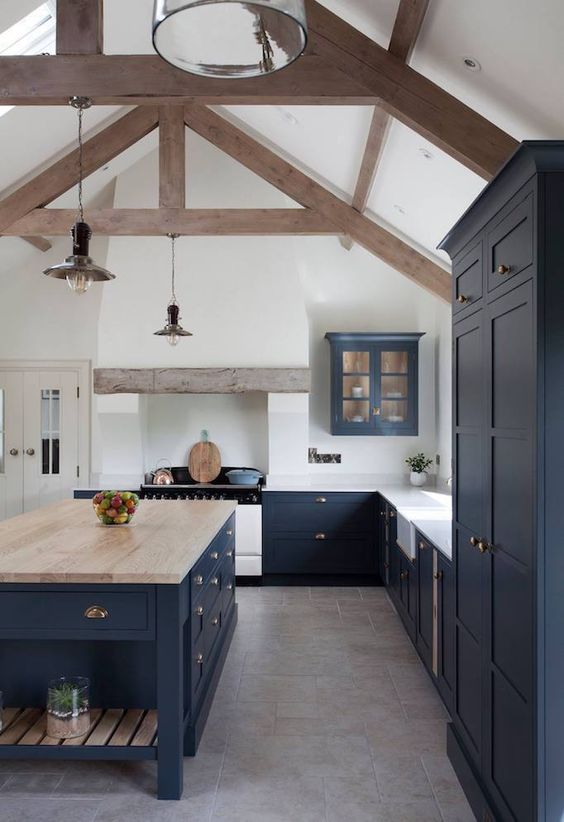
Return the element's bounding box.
[154,302,193,346]
[43,222,114,294]
[152,0,307,78]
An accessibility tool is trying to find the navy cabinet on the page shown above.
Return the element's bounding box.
[262,492,378,579]
[436,552,454,714]
[325,333,424,435]
[439,142,564,822]
[416,535,434,672]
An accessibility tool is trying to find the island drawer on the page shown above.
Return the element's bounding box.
[263,492,374,535]
[191,517,235,600]
[0,586,155,640]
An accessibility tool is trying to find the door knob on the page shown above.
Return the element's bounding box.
[497,264,512,275]
[433,571,443,580]
[9,448,18,456]
[457,294,469,304]
[477,540,490,554]
[372,406,381,416]
[25,448,35,456]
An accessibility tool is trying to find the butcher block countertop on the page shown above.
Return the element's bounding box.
[0,499,237,585]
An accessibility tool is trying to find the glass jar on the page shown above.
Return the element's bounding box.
[46,676,90,739]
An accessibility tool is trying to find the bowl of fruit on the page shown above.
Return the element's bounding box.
[92,491,140,526]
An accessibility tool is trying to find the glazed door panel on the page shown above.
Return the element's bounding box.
[0,371,24,521]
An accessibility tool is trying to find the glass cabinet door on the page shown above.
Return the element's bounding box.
[377,348,411,429]
[340,349,371,428]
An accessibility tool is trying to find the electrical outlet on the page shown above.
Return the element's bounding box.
[435,454,441,466]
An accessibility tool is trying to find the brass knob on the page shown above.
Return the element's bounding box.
[315,497,327,503]
[227,583,233,590]
[195,605,204,616]
[433,571,443,580]
[226,550,233,557]
[195,574,204,585]
[210,551,219,560]
[400,570,409,581]
[372,406,381,416]
[389,510,396,518]
[418,540,426,550]
[211,576,219,585]
[84,605,109,619]
[315,533,326,540]
[9,448,18,456]
[25,448,35,456]
[477,540,489,554]
[469,536,479,547]
[196,653,203,665]
[226,529,233,536]
[457,295,469,304]
[211,617,219,626]
[497,264,512,275]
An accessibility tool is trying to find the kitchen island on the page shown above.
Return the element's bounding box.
[0,499,237,800]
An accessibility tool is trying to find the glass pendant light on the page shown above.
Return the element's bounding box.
[152,0,307,78]
[154,233,193,346]
[43,97,115,294]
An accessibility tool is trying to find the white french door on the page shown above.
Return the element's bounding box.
[0,367,82,520]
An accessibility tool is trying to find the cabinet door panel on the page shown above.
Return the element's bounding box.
[487,192,533,296]
[437,554,454,712]
[453,240,483,315]
[456,433,483,535]
[491,552,532,700]
[456,622,482,766]
[456,525,483,642]
[416,538,433,671]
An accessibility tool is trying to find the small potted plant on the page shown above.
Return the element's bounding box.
[46,676,90,739]
[405,453,433,486]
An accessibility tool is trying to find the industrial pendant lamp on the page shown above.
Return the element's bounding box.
[43,97,115,295]
[154,233,193,346]
[152,0,307,78]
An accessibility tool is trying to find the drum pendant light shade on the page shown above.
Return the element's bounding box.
[152,0,307,78]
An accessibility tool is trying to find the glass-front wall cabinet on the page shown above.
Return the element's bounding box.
[325,333,424,436]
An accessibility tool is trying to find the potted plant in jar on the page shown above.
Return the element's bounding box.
[46,676,90,739]
[405,453,433,486]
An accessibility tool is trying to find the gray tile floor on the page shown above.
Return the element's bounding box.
[0,586,475,821]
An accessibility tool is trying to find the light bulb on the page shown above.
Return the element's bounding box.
[167,332,179,346]
[66,271,93,294]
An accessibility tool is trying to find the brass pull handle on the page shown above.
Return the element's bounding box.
[9,448,18,456]
[195,605,204,616]
[400,570,409,581]
[210,551,219,560]
[418,540,426,550]
[211,617,219,626]
[195,574,204,585]
[315,497,327,503]
[211,576,219,585]
[25,448,35,456]
[196,653,203,665]
[433,571,443,580]
[226,550,233,557]
[457,294,469,304]
[84,605,109,620]
[497,264,512,275]
[226,529,233,536]
[315,532,326,540]
[372,406,380,416]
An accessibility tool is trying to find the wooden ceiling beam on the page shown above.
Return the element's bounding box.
[0,106,159,235]
[184,106,450,302]
[56,0,104,55]
[5,208,335,237]
[159,107,186,209]
[21,236,52,252]
[352,0,429,214]
[306,0,517,179]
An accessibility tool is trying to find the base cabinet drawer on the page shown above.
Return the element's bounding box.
[264,492,375,534]
[264,533,376,575]
[0,588,154,638]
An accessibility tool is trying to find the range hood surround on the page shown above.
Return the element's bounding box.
[93,367,311,395]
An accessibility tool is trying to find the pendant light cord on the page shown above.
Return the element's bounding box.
[170,233,177,304]
[77,104,84,224]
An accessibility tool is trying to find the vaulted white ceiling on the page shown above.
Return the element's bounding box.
[1,0,563,266]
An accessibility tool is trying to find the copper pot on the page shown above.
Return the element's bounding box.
[152,459,173,485]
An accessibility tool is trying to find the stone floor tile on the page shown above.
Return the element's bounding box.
[0,798,101,822]
[0,773,63,796]
[243,650,350,677]
[324,775,387,822]
[421,753,475,814]
[366,716,446,756]
[275,701,322,719]
[372,754,435,803]
[274,714,365,735]
[210,774,325,822]
[237,674,317,702]
[55,762,120,797]
[93,794,176,821]
[379,799,443,821]
[436,798,477,822]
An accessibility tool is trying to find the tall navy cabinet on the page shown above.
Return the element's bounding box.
[439,142,564,822]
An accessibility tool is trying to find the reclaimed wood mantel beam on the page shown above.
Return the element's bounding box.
[93,368,312,395]
[5,208,334,237]
[184,105,451,301]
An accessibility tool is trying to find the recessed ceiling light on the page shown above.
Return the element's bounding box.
[393,204,406,215]
[463,56,481,72]
[418,148,434,160]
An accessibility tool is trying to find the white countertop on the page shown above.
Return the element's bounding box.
[264,475,452,559]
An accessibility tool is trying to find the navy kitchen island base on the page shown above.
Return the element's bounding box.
[0,507,237,801]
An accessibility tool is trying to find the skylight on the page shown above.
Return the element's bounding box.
[0,3,56,117]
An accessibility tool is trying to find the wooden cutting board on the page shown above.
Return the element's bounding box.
[188,430,221,483]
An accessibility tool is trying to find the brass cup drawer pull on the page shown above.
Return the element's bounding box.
[497,264,512,275]
[195,574,204,586]
[457,294,469,304]
[210,551,219,560]
[211,617,219,626]
[315,532,326,540]
[211,576,219,586]
[196,653,204,665]
[433,571,443,580]
[84,605,109,620]
[315,497,327,503]
[195,605,204,616]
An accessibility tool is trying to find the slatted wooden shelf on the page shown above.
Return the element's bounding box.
[0,707,158,748]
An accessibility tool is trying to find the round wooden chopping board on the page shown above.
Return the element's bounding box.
[188,430,221,483]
